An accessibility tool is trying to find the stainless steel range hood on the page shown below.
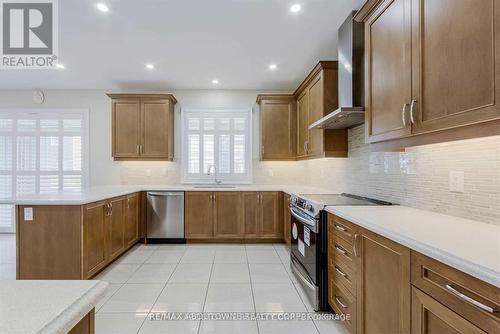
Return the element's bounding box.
[309,11,364,130]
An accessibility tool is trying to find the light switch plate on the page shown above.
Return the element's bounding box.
[24,207,34,221]
[449,171,465,193]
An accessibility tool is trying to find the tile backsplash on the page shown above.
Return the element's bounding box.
[313,125,500,225]
[119,125,500,225]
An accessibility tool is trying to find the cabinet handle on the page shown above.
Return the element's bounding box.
[127,198,130,209]
[303,141,307,153]
[410,100,417,124]
[335,245,347,255]
[109,203,113,216]
[335,296,348,309]
[136,145,140,154]
[445,284,498,313]
[262,145,264,156]
[105,203,110,216]
[335,224,347,232]
[209,194,212,203]
[401,103,409,127]
[213,194,216,203]
[353,234,359,257]
[335,266,347,278]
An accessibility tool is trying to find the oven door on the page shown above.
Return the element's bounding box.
[290,206,318,285]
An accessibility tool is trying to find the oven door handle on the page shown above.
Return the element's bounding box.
[290,207,318,233]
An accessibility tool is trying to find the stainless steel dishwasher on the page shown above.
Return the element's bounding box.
[146,191,185,243]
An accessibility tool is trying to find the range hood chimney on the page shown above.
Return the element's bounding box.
[309,11,365,130]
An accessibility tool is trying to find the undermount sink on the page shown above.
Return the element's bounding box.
[193,185,237,188]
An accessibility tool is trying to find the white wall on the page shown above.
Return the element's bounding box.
[0,89,309,186]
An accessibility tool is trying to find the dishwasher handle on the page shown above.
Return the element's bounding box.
[147,192,184,197]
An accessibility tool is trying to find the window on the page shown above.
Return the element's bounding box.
[182,109,252,183]
[0,110,89,232]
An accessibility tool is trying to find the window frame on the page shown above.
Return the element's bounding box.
[0,109,89,233]
[180,108,253,184]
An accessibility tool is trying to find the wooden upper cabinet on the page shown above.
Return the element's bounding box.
[108,94,177,161]
[296,90,309,158]
[112,99,141,158]
[356,228,411,334]
[213,192,243,238]
[257,95,296,160]
[411,0,500,134]
[365,0,412,143]
[83,201,108,279]
[141,98,173,159]
[125,193,139,248]
[294,61,347,159]
[357,0,500,147]
[185,192,214,239]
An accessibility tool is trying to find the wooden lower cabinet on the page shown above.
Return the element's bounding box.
[283,193,291,244]
[16,193,142,280]
[356,228,411,334]
[185,191,283,240]
[107,196,126,261]
[411,287,487,334]
[327,213,499,334]
[83,201,108,278]
[125,193,140,247]
[260,192,283,239]
[185,192,214,239]
[214,192,243,238]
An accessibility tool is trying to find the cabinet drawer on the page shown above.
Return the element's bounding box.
[329,214,356,245]
[331,236,355,270]
[331,257,356,296]
[330,281,356,334]
[411,252,500,333]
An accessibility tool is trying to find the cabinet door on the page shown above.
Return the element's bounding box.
[260,99,296,160]
[108,197,125,260]
[185,192,213,239]
[307,73,324,157]
[297,90,309,157]
[411,287,487,334]
[260,192,282,238]
[83,201,108,278]
[411,0,499,134]
[356,228,411,334]
[125,193,139,248]
[283,193,291,244]
[141,99,172,159]
[213,192,243,238]
[242,192,260,238]
[112,99,141,158]
[365,0,412,143]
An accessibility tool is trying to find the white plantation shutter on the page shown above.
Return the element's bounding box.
[182,109,252,183]
[0,110,88,232]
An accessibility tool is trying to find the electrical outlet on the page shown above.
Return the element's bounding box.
[449,171,465,193]
[24,207,33,221]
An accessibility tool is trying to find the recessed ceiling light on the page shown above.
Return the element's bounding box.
[212,79,219,85]
[268,64,278,70]
[290,4,302,13]
[145,64,155,70]
[96,3,109,12]
[56,63,65,69]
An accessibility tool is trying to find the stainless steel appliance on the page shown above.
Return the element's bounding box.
[146,191,185,243]
[309,11,366,130]
[289,193,392,311]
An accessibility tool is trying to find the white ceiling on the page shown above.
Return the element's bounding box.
[0,0,365,90]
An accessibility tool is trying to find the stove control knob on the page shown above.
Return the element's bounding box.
[306,204,314,212]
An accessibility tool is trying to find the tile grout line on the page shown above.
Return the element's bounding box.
[246,244,260,334]
[197,247,216,334]
[134,245,187,334]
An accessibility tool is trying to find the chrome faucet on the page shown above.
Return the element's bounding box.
[207,164,222,184]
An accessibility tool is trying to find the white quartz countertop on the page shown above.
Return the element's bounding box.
[2,185,332,205]
[0,280,108,334]
[325,205,500,288]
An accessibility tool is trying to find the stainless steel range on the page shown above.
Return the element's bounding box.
[289,193,392,311]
